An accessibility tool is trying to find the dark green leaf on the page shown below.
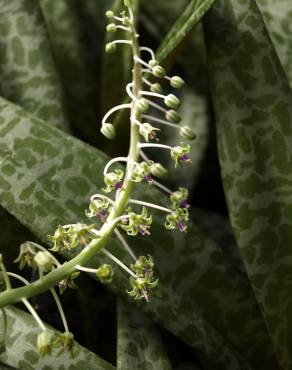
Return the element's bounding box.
[204,0,292,367]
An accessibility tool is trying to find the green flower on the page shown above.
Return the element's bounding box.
[170,187,189,209]
[85,197,111,222]
[170,144,192,168]
[102,169,124,193]
[53,332,74,356]
[58,272,80,295]
[37,331,53,356]
[139,123,160,142]
[34,251,55,273]
[96,264,114,283]
[14,242,37,270]
[120,207,152,236]
[165,208,189,233]
[131,255,154,279]
[131,161,154,184]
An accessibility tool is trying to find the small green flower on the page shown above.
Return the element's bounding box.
[105,42,116,54]
[96,264,114,283]
[14,242,37,270]
[48,225,71,252]
[165,208,189,233]
[102,169,124,193]
[131,255,154,278]
[131,161,154,184]
[101,123,116,139]
[86,197,111,222]
[179,126,196,140]
[165,109,181,123]
[120,207,152,236]
[53,332,74,356]
[170,76,185,89]
[164,94,181,109]
[34,251,55,273]
[58,272,80,295]
[37,331,53,356]
[170,187,189,209]
[139,123,160,142]
[170,144,192,167]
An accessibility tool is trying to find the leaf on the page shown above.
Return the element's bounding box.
[257,0,292,88]
[0,98,278,369]
[0,0,69,130]
[204,0,292,368]
[0,306,115,370]
[117,299,172,370]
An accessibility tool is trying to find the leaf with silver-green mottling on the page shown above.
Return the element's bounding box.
[117,299,172,370]
[204,0,292,368]
[0,306,114,370]
[257,0,292,89]
[0,98,278,369]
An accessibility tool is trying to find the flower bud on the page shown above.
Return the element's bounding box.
[165,109,181,123]
[150,83,162,94]
[124,0,133,7]
[152,65,166,78]
[180,126,196,140]
[101,123,116,140]
[106,23,117,32]
[136,98,149,113]
[150,163,168,178]
[170,76,185,89]
[105,42,116,54]
[105,10,115,18]
[164,94,181,109]
[37,331,53,356]
[34,251,54,273]
[96,264,113,283]
[148,59,158,68]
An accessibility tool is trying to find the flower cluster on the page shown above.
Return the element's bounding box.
[127,255,158,301]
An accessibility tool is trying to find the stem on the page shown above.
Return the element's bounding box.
[102,249,136,277]
[134,55,150,69]
[76,265,97,274]
[0,258,11,290]
[140,47,155,60]
[0,4,143,308]
[129,199,172,213]
[112,40,132,46]
[152,180,172,195]
[143,114,179,129]
[114,229,137,261]
[102,103,131,125]
[50,288,69,333]
[90,194,115,206]
[103,156,129,176]
[22,298,46,331]
[145,99,167,113]
[139,143,171,150]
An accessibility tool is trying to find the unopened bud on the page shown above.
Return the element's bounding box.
[148,59,158,68]
[164,94,181,109]
[106,23,117,32]
[124,0,133,7]
[180,126,196,140]
[34,251,54,273]
[170,76,185,89]
[136,98,149,113]
[150,163,168,178]
[106,10,115,18]
[150,83,162,94]
[96,264,113,283]
[165,109,181,123]
[37,331,53,356]
[105,42,116,54]
[101,123,116,140]
[152,65,166,78]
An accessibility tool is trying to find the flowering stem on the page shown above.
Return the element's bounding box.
[139,143,171,150]
[76,265,97,274]
[23,298,46,331]
[114,229,137,261]
[143,114,180,129]
[102,103,131,125]
[103,156,129,176]
[144,99,167,113]
[0,4,143,308]
[50,288,69,333]
[140,46,155,60]
[152,180,172,195]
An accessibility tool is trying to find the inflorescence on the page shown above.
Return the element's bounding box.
[0,0,195,357]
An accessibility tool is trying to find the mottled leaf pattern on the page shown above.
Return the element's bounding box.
[257,0,292,88]
[0,0,69,129]
[0,306,114,370]
[0,98,278,369]
[204,0,292,368]
[117,299,171,370]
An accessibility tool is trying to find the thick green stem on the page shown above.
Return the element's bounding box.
[0,7,142,308]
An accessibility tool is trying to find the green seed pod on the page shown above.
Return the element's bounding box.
[34,251,54,273]
[150,163,168,178]
[164,94,181,109]
[37,331,53,356]
[96,264,114,283]
[148,59,158,68]
[105,10,115,18]
[152,65,166,78]
[170,76,185,89]
[165,109,181,124]
[150,83,162,94]
[105,42,116,54]
[180,126,196,140]
[101,123,116,140]
[136,98,149,113]
[106,23,117,32]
